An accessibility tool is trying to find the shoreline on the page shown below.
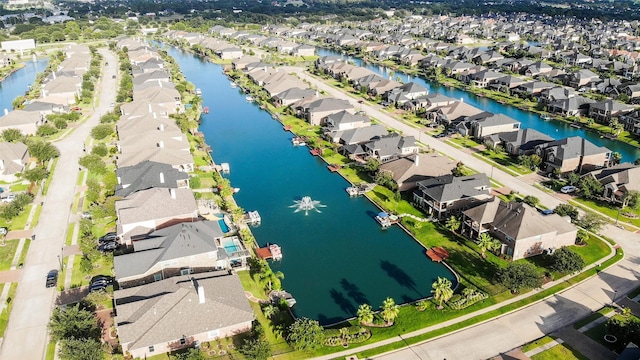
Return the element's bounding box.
[0,62,26,83]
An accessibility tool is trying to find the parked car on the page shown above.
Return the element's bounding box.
[98,241,118,252]
[1,194,15,203]
[540,209,554,215]
[81,212,92,220]
[46,270,58,288]
[89,282,107,293]
[98,232,117,243]
[561,185,577,194]
[91,275,113,286]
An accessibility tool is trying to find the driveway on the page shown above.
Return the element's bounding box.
[0,49,118,360]
[294,69,640,360]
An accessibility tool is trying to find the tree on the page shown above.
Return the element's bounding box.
[90,124,114,140]
[173,348,207,360]
[78,154,107,175]
[431,276,453,309]
[22,167,48,183]
[445,215,461,234]
[36,124,58,137]
[567,172,580,186]
[380,297,399,324]
[578,175,603,199]
[364,157,380,172]
[478,233,500,258]
[286,318,325,351]
[48,304,100,341]
[554,204,579,221]
[522,195,540,207]
[549,248,585,274]
[90,143,108,157]
[497,262,543,293]
[240,338,272,360]
[574,213,606,232]
[58,338,103,360]
[357,303,374,325]
[622,190,640,210]
[261,304,278,319]
[28,141,59,165]
[1,128,24,142]
[451,161,466,176]
[257,263,284,292]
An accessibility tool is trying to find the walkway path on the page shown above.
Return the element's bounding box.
[293,68,640,360]
[0,49,117,360]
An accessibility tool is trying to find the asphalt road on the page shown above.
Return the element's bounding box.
[0,49,117,360]
[292,68,640,360]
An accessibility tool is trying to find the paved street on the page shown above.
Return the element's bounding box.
[293,69,640,360]
[0,49,117,360]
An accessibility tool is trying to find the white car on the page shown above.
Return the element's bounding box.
[560,186,577,194]
[1,194,15,203]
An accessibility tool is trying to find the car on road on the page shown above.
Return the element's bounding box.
[98,241,118,252]
[98,232,117,243]
[435,133,446,138]
[46,270,58,288]
[540,209,554,215]
[109,102,114,107]
[560,185,577,194]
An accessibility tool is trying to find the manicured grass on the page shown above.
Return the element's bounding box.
[0,240,20,271]
[571,233,611,265]
[70,254,113,288]
[573,306,614,329]
[16,239,30,268]
[42,158,59,196]
[584,313,640,353]
[237,270,268,301]
[66,223,75,246]
[30,203,43,228]
[522,335,555,353]
[530,342,589,360]
[45,340,56,360]
[76,169,85,187]
[0,204,32,230]
[571,198,640,227]
[0,282,18,337]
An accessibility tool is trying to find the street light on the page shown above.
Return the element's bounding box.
[612,289,617,307]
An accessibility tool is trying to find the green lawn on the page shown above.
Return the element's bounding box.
[522,335,556,353]
[530,342,589,360]
[70,254,113,288]
[573,306,614,329]
[16,239,30,268]
[0,204,33,230]
[571,198,640,227]
[570,233,611,265]
[0,283,18,337]
[65,223,75,246]
[0,240,20,271]
[584,313,640,353]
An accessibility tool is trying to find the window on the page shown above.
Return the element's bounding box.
[154,273,162,281]
[180,338,186,345]
[180,268,191,276]
[148,346,155,353]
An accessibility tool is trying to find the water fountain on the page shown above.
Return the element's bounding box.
[289,196,326,215]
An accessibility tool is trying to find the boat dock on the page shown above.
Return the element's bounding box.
[220,163,230,173]
[243,210,261,225]
[327,164,340,172]
[346,183,375,196]
[375,212,399,228]
[283,124,292,131]
[426,247,450,262]
[310,148,321,156]
[257,243,282,261]
[269,290,296,307]
[292,137,307,146]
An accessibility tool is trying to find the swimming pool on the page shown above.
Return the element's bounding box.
[218,218,230,233]
[221,237,240,253]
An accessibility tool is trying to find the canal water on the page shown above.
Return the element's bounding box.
[162,45,457,325]
[0,58,48,113]
[318,49,640,163]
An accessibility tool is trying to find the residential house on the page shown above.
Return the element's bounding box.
[512,81,555,98]
[586,163,640,203]
[216,47,243,59]
[461,198,577,260]
[292,44,316,57]
[524,61,554,77]
[467,113,520,139]
[302,98,354,126]
[0,142,29,182]
[115,187,199,244]
[539,87,577,105]
[333,124,388,148]
[40,75,81,105]
[588,100,634,124]
[384,82,429,105]
[427,100,485,125]
[0,110,45,135]
[272,87,316,107]
[567,69,601,89]
[621,110,640,134]
[363,133,418,162]
[534,136,611,174]
[114,272,253,359]
[548,96,595,117]
[133,86,182,115]
[413,174,492,219]
[620,84,640,104]
[486,128,553,156]
[378,153,456,191]
[115,160,190,198]
[322,110,370,131]
[114,221,249,288]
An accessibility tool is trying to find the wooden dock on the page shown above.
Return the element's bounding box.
[426,247,450,262]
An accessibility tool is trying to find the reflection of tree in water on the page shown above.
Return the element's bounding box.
[380,260,418,294]
[329,288,356,315]
[340,278,369,305]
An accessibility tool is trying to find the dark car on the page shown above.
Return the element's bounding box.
[91,275,113,285]
[89,282,107,293]
[98,232,117,243]
[46,270,58,288]
[98,241,118,252]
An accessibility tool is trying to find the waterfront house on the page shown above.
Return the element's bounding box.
[413,173,492,219]
[567,69,601,89]
[588,99,635,124]
[116,145,194,173]
[40,75,82,105]
[512,81,555,98]
[231,56,261,71]
[464,69,505,88]
[272,87,316,107]
[378,153,456,192]
[585,163,640,204]
[485,128,553,156]
[114,221,249,287]
[263,75,308,98]
[426,100,485,126]
[0,110,45,136]
[547,96,595,117]
[216,47,243,59]
[302,98,354,126]
[402,93,457,113]
[539,86,577,105]
[534,136,611,174]
[114,272,253,359]
[133,87,182,115]
[132,70,172,88]
[461,198,577,260]
[384,82,429,105]
[292,44,316,57]
[120,100,171,118]
[333,124,388,147]
[322,110,370,131]
[0,141,29,182]
[362,133,418,162]
[621,110,640,134]
[136,58,165,73]
[466,113,521,139]
[115,160,190,198]
[115,187,199,245]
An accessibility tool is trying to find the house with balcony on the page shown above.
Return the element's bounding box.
[534,136,611,174]
[362,133,418,162]
[413,173,492,219]
[588,99,634,124]
[461,198,577,260]
[378,153,456,192]
[585,163,640,204]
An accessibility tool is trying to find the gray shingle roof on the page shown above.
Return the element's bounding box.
[417,173,491,202]
[116,160,190,201]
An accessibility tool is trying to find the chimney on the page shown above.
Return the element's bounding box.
[3,109,7,116]
[148,103,152,113]
[158,140,164,148]
[153,112,157,119]
[414,155,420,167]
[159,172,165,183]
[315,90,319,97]
[170,188,176,199]
[198,285,205,304]
[53,72,56,80]
[158,123,164,131]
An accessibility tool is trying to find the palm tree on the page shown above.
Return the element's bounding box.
[262,304,278,319]
[357,304,374,325]
[445,216,461,234]
[380,297,399,325]
[431,277,453,310]
[258,265,284,293]
[478,233,499,258]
